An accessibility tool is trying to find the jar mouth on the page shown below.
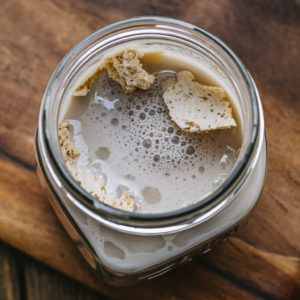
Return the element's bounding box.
[39,16,263,232]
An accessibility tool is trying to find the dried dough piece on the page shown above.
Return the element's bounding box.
[162,71,237,132]
[104,50,155,92]
[59,122,136,212]
[73,50,154,96]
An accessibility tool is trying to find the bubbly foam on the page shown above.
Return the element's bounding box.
[64,70,241,213]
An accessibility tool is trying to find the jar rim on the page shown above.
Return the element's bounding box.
[39,16,264,234]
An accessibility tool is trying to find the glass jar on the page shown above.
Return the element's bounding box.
[34,16,267,286]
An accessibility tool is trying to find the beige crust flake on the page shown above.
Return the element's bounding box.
[73,50,154,96]
[59,122,136,212]
[104,50,155,92]
[162,71,237,133]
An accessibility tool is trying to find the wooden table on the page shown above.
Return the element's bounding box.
[0,0,300,299]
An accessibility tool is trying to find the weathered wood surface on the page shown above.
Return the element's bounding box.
[0,0,300,299]
[24,251,108,300]
[0,243,20,300]
[0,240,110,300]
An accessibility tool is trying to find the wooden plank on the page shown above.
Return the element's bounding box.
[24,256,108,300]
[199,237,300,299]
[0,242,21,300]
[23,251,265,300]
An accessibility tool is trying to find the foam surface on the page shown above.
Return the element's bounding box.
[64,71,241,213]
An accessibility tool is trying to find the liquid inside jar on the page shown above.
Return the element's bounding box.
[62,51,242,213]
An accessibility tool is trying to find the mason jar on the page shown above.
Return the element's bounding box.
[34,16,267,286]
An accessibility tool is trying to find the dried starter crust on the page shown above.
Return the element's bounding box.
[59,122,136,212]
[162,71,237,132]
[73,50,154,96]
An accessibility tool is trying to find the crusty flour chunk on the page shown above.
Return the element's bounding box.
[59,122,136,212]
[162,71,237,132]
[104,50,155,92]
[73,50,154,96]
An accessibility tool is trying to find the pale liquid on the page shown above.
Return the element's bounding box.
[63,52,242,213]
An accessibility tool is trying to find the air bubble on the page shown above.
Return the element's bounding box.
[136,105,141,110]
[122,125,126,130]
[143,139,152,149]
[142,100,147,105]
[167,127,174,134]
[157,107,163,113]
[199,166,205,173]
[153,155,160,162]
[149,110,155,115]
[161,127,166,132]
[186,146,195,155]
[181,141,186,146]
[139,113,146,120]
[171,136,180,144]
[129,111,134,116]
[110,118,118,126]
[176,130,182,136]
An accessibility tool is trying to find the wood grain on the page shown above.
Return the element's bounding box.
[24,254,108,300]
[200,237,300,299]
[0,0,300,299]
[0,243,22,300]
